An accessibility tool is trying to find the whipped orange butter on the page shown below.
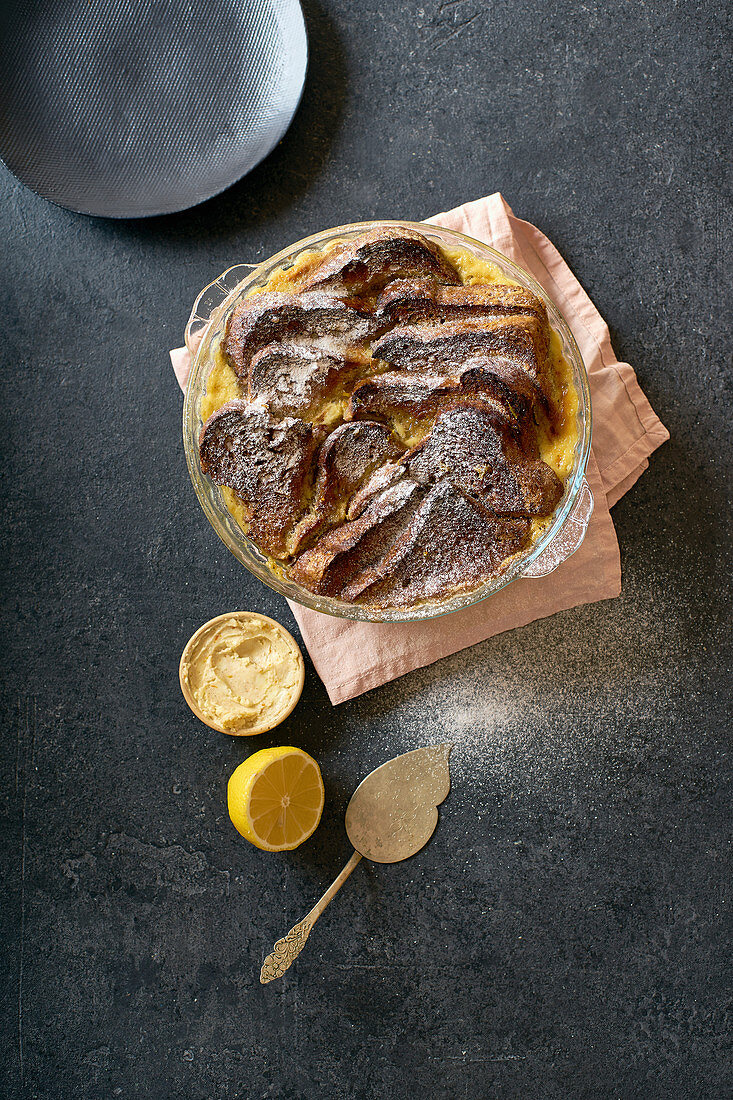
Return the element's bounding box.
[179,613,304,735]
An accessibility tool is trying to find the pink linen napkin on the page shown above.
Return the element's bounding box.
[171,194,669,704]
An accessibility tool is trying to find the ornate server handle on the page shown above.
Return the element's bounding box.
[260,850,363,984]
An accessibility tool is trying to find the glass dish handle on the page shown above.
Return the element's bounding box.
[522,478,594,578]
[185,264,260,357]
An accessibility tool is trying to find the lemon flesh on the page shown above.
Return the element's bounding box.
[228,746,324,851]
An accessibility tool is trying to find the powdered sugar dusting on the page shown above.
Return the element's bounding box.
[203,226,575,610]
[346,584,686,813]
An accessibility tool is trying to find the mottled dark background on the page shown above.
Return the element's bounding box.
[2,1,731,1097]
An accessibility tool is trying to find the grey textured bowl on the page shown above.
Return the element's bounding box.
[0,0,307,218]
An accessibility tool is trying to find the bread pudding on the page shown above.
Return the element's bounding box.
[198,226,579,610]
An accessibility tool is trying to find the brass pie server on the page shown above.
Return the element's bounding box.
[260,743,453,983]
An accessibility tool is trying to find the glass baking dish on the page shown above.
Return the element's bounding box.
[182,220,593,623]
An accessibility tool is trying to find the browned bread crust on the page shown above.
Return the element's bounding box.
[405,406,563,517]
[291,476,531,606]
[372,314,549,377]
[292,421,404,550]
[225,291,380,378]
[340,482,531,607]
[290,479,424,595]
[248,344,361,418]
[376,279,548,326]
[345,460,407,521]
[346,365,533,441]
[299,226,460,296]
[371,316,557,418]
[198,400,323,557]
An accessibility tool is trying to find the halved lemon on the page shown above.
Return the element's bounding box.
[227,747,325,852]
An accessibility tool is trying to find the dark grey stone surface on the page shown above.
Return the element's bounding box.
[1,1,730,1097]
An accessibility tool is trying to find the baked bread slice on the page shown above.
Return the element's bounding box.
[292,421,404,550]
[347,366,531,441]
[372,315,556,418]
[199,400,322,557]
[248,344,361,418]
[372,314,549,376]
[300,226,460,297]
[376,279,548,326]
[405,406,563,517]
[225,291,380,378]
[341,481,531,606]
[290,479,424,595]
[344,460,407,521]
